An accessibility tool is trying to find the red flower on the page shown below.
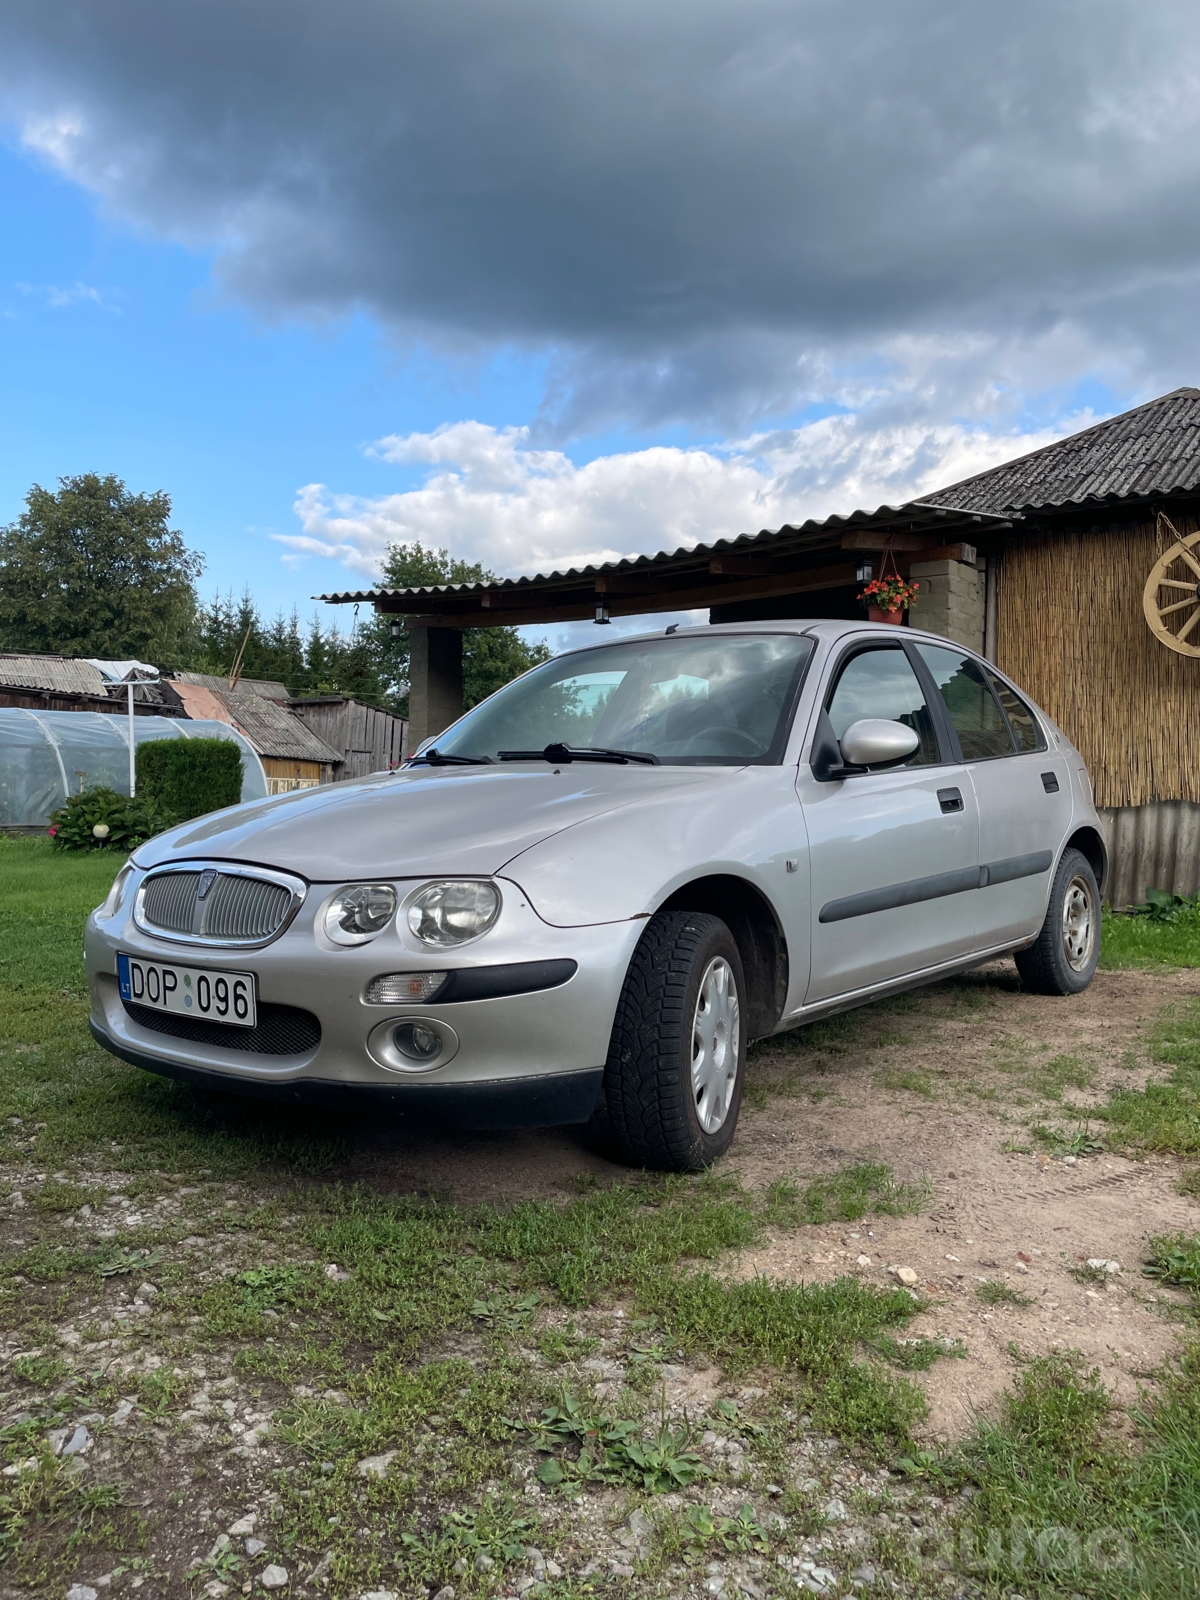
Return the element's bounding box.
[47,826,57,837]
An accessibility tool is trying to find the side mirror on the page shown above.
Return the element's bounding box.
[839,718,919,768]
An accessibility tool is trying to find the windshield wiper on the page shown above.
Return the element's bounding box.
[497,743,659,766]
[408,748,493,766]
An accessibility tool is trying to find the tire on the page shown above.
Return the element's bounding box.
[598,911,747,1171]
[1013,847,1101,995]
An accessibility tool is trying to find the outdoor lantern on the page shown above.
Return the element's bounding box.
[856,561,874,583]
[595,600,611,624]
[389,619,402,642]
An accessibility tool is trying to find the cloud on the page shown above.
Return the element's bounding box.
[278,408,1071,583]
[14,279,116,310]
[3,1,1200,430]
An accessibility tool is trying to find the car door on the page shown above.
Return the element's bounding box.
[911,643,1073,952]
[797,641,980,1004]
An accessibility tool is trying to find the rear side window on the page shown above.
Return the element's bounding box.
[826,647,941,766]
[914,644,1014,760]
[988,674,1043,752]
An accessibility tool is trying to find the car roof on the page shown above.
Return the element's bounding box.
[551,617,972,659]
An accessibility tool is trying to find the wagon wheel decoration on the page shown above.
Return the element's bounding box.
[1143,515,1200,657]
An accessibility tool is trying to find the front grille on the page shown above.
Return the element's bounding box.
[123,1000,321,1056]
[203,875,293,941]
[143,872,202,935]
[135,865,303,946]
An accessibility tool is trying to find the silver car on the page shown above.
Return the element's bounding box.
[85,621,1106,1171]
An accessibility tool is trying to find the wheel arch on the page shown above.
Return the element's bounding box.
[1064,826,1108,896]
[655,873,788,1041]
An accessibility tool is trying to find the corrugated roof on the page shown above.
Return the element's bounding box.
[317,499,1007,608]
[172,671,291,703]
[222,691,341,763]
[925,387,1200,516]
[0,654,109,694]
[172,682,340,764]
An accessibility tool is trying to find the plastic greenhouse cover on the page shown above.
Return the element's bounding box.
[0,710,267,826]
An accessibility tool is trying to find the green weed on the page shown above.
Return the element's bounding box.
[869,1334,966,1370]
[1143,1232,1200,1292]
[975,1280,1033,1307]
[1030,1122,1107,1157]
[527,1396,708,1491]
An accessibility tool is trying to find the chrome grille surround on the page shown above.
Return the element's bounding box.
[133,862,307,948]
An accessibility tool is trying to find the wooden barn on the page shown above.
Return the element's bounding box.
[323,386,1200,907]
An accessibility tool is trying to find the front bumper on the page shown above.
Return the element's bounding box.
[89,1021,604,1127]
[85,873,643,1125]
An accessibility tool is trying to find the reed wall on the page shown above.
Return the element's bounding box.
[994,514,1200,810]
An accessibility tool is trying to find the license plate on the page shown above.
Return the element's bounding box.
[118,954,257,1028]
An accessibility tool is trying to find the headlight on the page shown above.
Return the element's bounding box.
[97,863,136,920]
[324,884,397,945]
[407,880,501,947]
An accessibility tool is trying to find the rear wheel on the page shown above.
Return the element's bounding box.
[1014,847,1101,995]
[599,911,746,1171]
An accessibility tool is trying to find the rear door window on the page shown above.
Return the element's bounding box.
[914,644,1014,761]
[987,674,1044,752]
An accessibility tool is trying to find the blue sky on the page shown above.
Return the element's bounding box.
[2,1,1197,649]
[0,141,549,617]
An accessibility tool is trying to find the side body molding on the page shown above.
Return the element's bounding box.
[819,851,1053,924]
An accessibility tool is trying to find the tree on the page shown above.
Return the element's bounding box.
[186,589,386,705]
[372,542,550,714]
[0,474,203,664]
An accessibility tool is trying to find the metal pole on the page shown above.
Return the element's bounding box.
[128,681,136,795]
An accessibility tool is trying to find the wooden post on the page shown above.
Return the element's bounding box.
[408,624,464,750]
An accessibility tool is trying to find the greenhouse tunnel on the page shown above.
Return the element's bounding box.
[0,710,268,827]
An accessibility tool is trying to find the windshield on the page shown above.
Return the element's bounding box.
[426,633,814,765]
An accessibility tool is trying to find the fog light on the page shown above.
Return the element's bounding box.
[365,972,447,1004]
[393,1021,443,1061]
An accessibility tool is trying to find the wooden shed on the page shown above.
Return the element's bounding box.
[322,387,1200,907]
[287,695,408,779]
[163,672,342,792]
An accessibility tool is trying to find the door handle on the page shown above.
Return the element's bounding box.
[1041,771,1060,794]
[937,786,964,814]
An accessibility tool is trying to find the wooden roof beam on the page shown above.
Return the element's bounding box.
[391,560,861,628]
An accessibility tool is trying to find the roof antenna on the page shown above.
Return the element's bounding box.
[665,622,680,634]
[228,623,252,690]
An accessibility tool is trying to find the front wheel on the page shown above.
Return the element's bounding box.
[599,911,747,1171]
[1014,847,1101,995]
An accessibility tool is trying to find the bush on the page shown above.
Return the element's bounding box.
[136,737,243,821]
[47,786,173,852]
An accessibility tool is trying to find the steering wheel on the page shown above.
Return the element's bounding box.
[685,725,762,755]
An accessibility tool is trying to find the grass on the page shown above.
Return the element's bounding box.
[1101,903,1200,969]
[944,1349,1200,1598]
[1091,1000,1200,1157]
[6,836,1200,1596]
[0,837,949,1594]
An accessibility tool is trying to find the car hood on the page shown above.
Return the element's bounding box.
[132,763,720,881]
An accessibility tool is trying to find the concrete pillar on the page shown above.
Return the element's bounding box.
[907,558,985,651]
[408,625,464,749]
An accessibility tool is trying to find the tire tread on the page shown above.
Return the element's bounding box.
[600,911,741,1170]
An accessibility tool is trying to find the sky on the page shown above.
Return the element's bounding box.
[3,0,1200,653]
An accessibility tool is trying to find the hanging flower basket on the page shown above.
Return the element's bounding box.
[859,575,919,624]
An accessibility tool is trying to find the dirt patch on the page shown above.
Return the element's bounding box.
[725,962,1200,1439]
[299,961,1200,1441]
